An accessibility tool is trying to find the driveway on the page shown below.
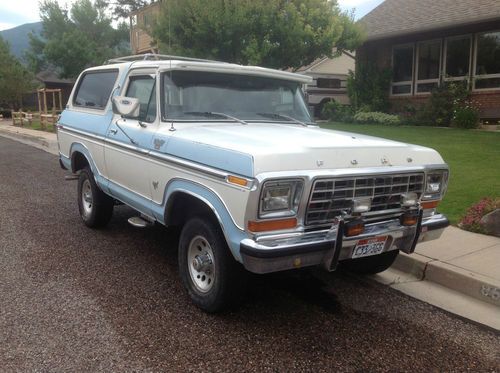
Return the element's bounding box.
[0,137,498,372]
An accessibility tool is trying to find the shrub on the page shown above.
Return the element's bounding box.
[347,62,392,112]
[417,81,470,126]
[0,108,12,118]
[452,105,479,129]
[321,101,354,122]
[353,111,401,125]
[459,198,500,234]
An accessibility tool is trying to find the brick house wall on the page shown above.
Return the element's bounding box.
[357,20,500,120]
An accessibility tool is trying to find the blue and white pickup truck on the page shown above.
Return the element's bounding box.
[57,54,449,312]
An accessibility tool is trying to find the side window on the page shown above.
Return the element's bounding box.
[74,70,118,109]
[125,76,157,122]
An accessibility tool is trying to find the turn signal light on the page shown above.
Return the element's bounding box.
[248,218,297,233]
[401,213,419,226]
[345,220,365,237]
[421,200,439,209]
[227,175,248,187]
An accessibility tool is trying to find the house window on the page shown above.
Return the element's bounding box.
[474,31,500,90]
[444,36,471,80]
[416,40,441,93]
[391,44,414,95]
[316,78,341,89]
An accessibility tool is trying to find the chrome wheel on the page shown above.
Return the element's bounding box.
[187,235,215,293]
[81,179,93,217]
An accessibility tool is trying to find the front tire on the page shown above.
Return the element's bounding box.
[341,250,399,275]
[178,217,242,312]
[77,167,114,228]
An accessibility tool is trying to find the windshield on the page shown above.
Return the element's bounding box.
[161,70,312,123]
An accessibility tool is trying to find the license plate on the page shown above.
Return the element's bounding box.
[352,236,387,259]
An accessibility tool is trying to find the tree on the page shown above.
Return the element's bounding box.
[0,36,33,109]
[152,0,364,70]
[109,0,152,20]
[28,0,130,79]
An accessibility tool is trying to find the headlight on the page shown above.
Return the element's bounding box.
[423,170,449,200]
[259,179,304,218]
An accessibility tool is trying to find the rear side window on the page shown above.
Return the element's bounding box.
[73,70,118,110]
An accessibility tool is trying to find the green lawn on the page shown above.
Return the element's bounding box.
[320,122,500,224]
[18,120,56,133]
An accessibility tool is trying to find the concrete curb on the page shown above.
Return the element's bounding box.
[0,125,58,155]
[393,253,500,308]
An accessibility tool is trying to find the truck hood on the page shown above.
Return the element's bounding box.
[162,122,445,176]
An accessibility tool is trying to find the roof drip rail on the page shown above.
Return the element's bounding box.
[106,53,227,65]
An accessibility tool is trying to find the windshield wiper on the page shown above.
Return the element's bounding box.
[183,111,247,125]
[257,112,309,127]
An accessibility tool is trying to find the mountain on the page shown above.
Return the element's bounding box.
[0,22,43,62]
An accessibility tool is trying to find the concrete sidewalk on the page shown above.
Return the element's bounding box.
[0,118,498,329]
[374,226,500,330]
[0,120,58,155]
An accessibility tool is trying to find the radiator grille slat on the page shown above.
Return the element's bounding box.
[305,173,424,225]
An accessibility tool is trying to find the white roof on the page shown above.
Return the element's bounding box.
[86,59,313,84]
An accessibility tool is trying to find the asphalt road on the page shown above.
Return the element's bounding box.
[0,136,499,372]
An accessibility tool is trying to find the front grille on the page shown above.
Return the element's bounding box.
[305,173,424,225]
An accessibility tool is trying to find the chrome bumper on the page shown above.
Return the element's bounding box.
[240,213,449,274]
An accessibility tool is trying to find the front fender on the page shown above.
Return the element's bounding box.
[155,179,248,262]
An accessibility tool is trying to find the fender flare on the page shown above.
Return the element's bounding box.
[160,179,247,262]
[69,142,108,193]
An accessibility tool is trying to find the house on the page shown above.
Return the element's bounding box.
[357,0,500,120]
[20,70,74,110]
[35,70,74,106]
[129,2,161,54]
[295,51,355,117]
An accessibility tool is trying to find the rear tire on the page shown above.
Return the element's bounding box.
[178,216,243,312]
[342,250,399,275]
[77,167,114,228]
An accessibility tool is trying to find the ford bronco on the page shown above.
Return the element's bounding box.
[57,54,449,312]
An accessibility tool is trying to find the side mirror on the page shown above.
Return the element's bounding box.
[112,96,140,118]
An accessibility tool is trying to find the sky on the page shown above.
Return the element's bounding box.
[0,0,385,31]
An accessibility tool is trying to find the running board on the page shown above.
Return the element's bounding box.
[64,174,79,181]
[128,216,154,228]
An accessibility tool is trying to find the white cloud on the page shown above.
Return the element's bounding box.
[0,0,41,24]
[338,0,376,6]
[0,22,16,31]
[338,0,384,19]
[0,0,77,30]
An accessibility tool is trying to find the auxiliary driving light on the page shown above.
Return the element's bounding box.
[352,198,371,213]
[401,192,418,207]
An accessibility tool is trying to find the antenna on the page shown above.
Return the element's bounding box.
[168,0,171,52]
[167,0,175,132]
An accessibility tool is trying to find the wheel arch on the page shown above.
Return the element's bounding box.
[69,142,96,174]
[161,180,247,262]
[164,190,221,228]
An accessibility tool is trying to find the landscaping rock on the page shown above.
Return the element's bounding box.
[480,209,500,237]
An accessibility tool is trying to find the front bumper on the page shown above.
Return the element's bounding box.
[240,213,449,274]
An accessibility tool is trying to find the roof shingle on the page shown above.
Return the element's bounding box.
[360,0,500,40]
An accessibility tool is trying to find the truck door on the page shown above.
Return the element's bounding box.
[104,72,158,217]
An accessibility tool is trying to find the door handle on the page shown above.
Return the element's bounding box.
[109,128,118,135]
